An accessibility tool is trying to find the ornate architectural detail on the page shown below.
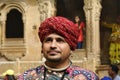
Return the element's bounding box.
[0,21,2,48]
[37,0,56,22]
[0,1,27,61]
[83,0,93,53]
[0,47,26,61]
[84,0,92,10]
[83,0,101,65]
[0,0,104,77]
[94,0,102,21]
[93,0,102,65]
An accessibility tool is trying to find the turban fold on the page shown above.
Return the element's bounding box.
[38,16,79,51]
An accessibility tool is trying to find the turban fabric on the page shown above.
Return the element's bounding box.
[38,16,79,51]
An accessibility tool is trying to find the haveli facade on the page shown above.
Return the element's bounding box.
[0,0,115,78]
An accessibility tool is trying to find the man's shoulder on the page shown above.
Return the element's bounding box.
[24,65,44,75]
[69,66,99,80]
[70,66,96,73]
[18,65,44,80]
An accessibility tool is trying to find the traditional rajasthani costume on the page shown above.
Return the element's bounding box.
[19,63,99,80]
[102,22,120,64]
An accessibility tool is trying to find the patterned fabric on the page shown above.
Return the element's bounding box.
[18,65,99,80]
[101,22,120,64]
[38,16,79,51]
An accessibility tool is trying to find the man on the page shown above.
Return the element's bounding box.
[19,16,99,80]
[108,64,120,80]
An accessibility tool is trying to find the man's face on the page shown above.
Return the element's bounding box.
[42,33,71,62]
[108,67,114,77]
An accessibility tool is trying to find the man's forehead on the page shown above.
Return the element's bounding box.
[44,33,64,39]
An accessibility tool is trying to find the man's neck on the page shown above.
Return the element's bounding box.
[112,74,117,79]
[44,60,71,71]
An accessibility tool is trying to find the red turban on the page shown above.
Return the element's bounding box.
[38,16,79,51]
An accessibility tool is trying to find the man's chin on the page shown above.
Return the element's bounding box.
[46,58,61,62]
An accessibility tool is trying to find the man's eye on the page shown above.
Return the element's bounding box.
[56,38,65,42]
[44,38,52,42]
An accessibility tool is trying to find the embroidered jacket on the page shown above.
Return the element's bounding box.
[18,65,99,80]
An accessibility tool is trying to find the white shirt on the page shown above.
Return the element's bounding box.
[114,75,120,80]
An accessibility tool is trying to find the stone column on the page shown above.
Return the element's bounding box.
[1,21,5,46]
[83,0,102,69]
[38,0,56,22]
[84,0,93,54]
[0,21,1,47]
[92,0,102,65]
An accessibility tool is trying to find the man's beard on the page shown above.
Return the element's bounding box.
[46,57,62,63]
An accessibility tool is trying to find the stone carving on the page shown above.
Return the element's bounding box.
[0,2,27,61]
[83,0,93,53]
[94,0,102,21]
[0,21,2,47]
[39,3,48,21]
[83,0,101,65]
[84,0,101,51]
[0,47,26,61]
[84,0,92,10]
[38,0,56,22]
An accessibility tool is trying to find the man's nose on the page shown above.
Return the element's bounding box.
[50,40,57,48]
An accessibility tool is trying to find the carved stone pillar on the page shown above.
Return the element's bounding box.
[0,21,1,47]
[1,21,5,46]
[84,0,93,54]
[84,0,102,66]
[92,0,102,65]
[37,0,56,22]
